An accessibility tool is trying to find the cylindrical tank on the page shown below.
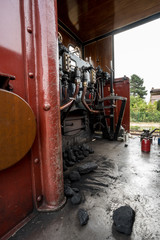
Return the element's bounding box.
[141,138,150,153]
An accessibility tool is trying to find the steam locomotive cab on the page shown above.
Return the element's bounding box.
[1,0,158,238]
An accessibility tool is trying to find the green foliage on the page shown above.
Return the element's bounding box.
[130,96,160,122]
[130,125,140,131]
[130,74,147,99]
[130,95,147,111]
[157,100,160,111]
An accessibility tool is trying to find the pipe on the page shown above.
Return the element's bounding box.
[110,61,114,138]
[94,89,101,101]
[60,99,74,111]
[36,0,65,211]
[64,87,68,100]
[81,85,100,114]
[60,83,80,111]
[149,128,159,135]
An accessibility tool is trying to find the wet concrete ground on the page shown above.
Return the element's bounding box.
[10,137,160,240]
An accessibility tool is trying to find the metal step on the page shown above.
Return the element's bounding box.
[103,105,116,109]
[104,114,114,118]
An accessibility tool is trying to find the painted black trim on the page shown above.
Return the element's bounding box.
[83,13,160,46]
[58,19,83,45]
[114,99,127,140]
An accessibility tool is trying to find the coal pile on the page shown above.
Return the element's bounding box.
[78,162,98,174]
[78,208,89,226]
[64,177,82,204]
[69,171,81,181]
[71,193,82,205]
[63,144,94,170]
[63,144,97,207]
[64,186,75,197]
[113,205,135,235]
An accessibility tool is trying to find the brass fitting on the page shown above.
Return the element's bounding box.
[83,81,88,87]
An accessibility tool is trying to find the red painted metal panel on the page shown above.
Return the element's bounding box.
[20,0,43,210]
[34,0,65,210]
[0,1,34,238]
[0,1,25,98]
[104,77,130,133]
[0,158,33,238]
[0,0,65,238]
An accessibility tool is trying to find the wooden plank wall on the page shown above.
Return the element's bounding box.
[84,36,113,71]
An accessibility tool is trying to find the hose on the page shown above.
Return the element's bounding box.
[60,83,80,111]
[81,85,100,114]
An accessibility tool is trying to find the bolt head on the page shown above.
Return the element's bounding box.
[37,195,42,202]
[34,158,39,164]
[28,72,34,78]
[43,103,51,111]
[27,27,32,33]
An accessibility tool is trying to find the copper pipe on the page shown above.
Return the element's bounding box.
[60,83,80,111]
[81,86,100,114]
[64,87,68,100]
[60,99,74,111]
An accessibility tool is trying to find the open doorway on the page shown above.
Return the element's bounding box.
[114,18,160,135]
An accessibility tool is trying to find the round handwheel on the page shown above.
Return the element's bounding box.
[0,89,36,170]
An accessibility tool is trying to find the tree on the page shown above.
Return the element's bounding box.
[157,100,160,111]
[130,95,147,113]
[130,74,147,99]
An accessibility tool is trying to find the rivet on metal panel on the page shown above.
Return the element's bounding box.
[43,103,51,111]
[27,27,32,33]
[34,158,39,164]
[37,195,43,202]
[28,72,34,78]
